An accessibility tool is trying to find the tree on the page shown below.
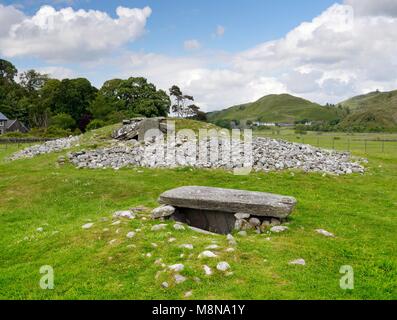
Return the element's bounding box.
[19,70,49,92]
[0,59,17,84]
[99,77,170,118]
[51,113,76,130]
[169,85,199,118]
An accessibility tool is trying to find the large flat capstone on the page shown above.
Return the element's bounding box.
[159,186,297,219]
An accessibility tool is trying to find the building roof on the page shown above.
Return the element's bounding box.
[6,120,17,129]
[0,112,8,121]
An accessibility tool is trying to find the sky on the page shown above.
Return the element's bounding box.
[1,0,397,111]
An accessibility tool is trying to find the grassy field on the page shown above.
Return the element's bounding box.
[0,124,396,300]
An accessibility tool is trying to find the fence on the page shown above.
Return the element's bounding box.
[256,133,397,155]
[0,137,56,150]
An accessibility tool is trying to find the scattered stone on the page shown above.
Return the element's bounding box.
[174,274,187,284]
[203,265,213,276]
[180,244,194,250]
[173,223,186,231]
[151,224,167,231]
[234,213,250,219]
[271,218,281,226]
[151,205,176,219]
[205,244,220,250]
[217,262,231,272]
[151,243,158,248]
[36,227,44,232]
[316,229,335,237]
[184,291,193,298]
[237,231,247,237]
[82,223,94,229]
[249,217,261,227]
[225,248,235,252]
[146,253,152,258]
[226,234,237,246]
[113,210,136,219]
[10,136,79,160]
[111,221,121,226]
[198,251,218,259]
[270,226,289,233]
[168,237,177,243]
[289,259,306,266]
[126,231,136,239]
[109,239,117,245]
[169,264,184,272]
[161,282,169,288]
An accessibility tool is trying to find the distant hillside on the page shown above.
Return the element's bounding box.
[338,90,397,131]
[207,94,339,124]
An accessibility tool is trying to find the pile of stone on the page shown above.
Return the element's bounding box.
[68,135,365,175]
[9,136,80,160]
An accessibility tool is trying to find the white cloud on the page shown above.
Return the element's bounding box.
[0,4,24,37]
[184,39,201,51]
[3,2,397,112]
[35,66,76,79]
[344,0,397,17]
[0,5,152,62]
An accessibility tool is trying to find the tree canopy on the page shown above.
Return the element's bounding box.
[0,59,175,134]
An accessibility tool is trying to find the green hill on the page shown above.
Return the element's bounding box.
[207,94,339,124]
[338,90,397,131]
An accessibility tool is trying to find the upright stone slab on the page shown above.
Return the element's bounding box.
[158,186,297,234]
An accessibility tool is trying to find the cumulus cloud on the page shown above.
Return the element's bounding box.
[184,39,201,51]
[0,5,152,62]
[344,0,397,17]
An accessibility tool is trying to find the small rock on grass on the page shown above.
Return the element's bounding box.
[169,264,184,272]
[82,223,94,229]
[217,262,231,272]
[173,223,185,231]
[180,244,194,250]
[151,224,167,231]
[161,282,169,288]
[289,259,306,266]
[184,291,193,298]
[270,226,288,233]
[316,229,335,237]
[151,205,175,219]
[174,274,187,284]
[36,227,44,232]
[126,231,136,238]
[203,265,213,276]
[113,210,136,219]
[198,251,218,259]
[205,244,220,250]
[237,231,247,237]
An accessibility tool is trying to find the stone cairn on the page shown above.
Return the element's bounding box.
[68,118,365,175]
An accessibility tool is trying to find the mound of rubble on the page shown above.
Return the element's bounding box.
[9,136,79,160]
[68,136,365,175]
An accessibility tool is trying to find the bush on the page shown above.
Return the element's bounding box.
[86,119,105,131]
[51,113,76,130]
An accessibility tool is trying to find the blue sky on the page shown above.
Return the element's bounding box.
[2,0,338,54]
[1,0,397,111]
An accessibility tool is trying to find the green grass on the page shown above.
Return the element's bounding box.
[0,126,396,300]
[338,90,397,131]
[207,94,339,123]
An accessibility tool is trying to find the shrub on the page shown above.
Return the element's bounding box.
[51,113,76,130]
[86,119,105,131]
